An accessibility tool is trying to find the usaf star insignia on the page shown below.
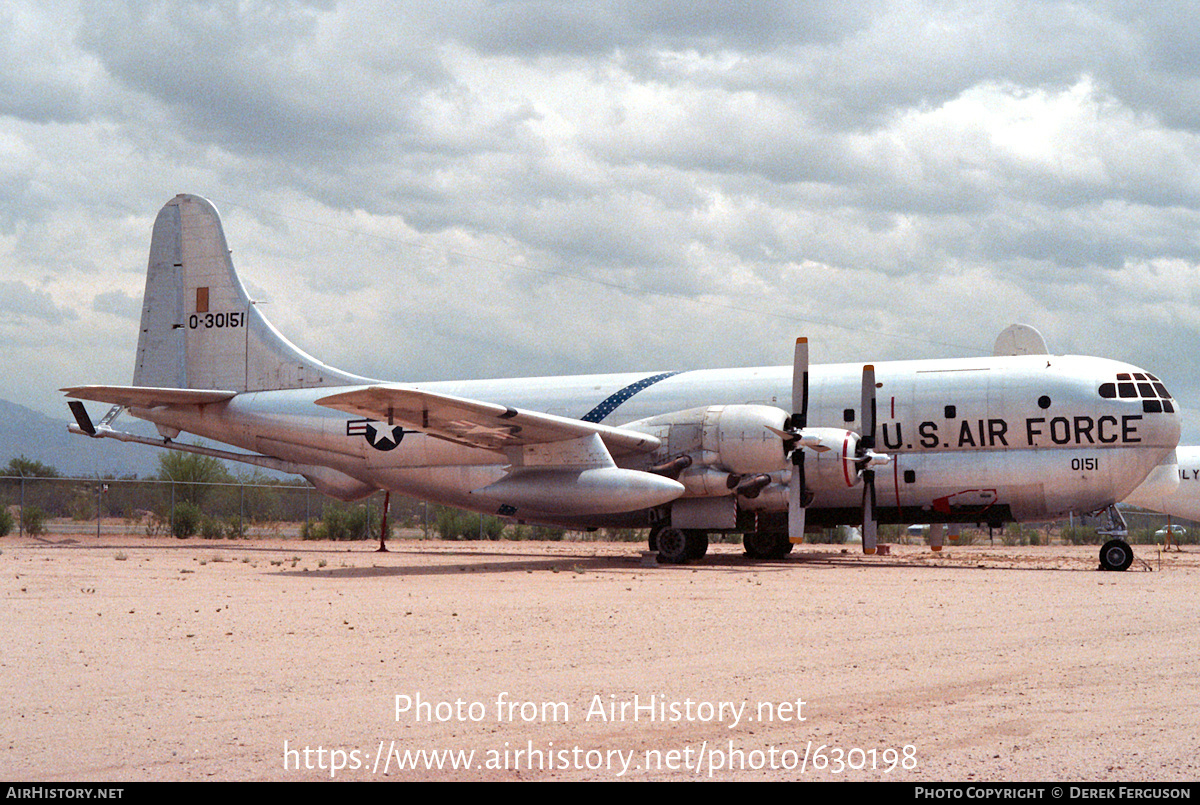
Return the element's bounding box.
[347,419,407,451]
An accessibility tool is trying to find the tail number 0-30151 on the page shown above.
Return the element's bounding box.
[1071,457,1099,472]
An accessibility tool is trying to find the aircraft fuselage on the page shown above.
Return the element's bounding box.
[132,352,1179,530]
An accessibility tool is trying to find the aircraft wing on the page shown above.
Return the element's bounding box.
[316,385,661,456]
[61,385,237,408]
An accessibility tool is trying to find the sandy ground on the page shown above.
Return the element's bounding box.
[3,530,1199,782]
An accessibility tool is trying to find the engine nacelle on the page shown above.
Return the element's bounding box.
[627,404,790,476]
[701,404,792,474]
[737,429,865,512]
[797,427,863,490]
[626,408,867,507]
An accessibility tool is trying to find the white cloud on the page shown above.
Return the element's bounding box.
[4,0,1200,446]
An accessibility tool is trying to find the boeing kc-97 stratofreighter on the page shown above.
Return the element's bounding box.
[63,195,1181,570]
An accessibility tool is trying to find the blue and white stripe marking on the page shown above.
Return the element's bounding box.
[581,371,682,423]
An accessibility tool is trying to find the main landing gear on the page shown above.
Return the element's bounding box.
[649,527,796,563]
[650,526,709,564]
[742,531,793,560]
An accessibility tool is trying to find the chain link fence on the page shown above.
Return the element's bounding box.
[0,474,436,540]
[0,474,1192,545]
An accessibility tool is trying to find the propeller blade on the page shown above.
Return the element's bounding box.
[793,337,809,430]
[862,469,877,554]
[860,364,876,450]
[789,453,806,544]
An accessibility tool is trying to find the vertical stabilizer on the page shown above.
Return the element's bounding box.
[133,194,370,392]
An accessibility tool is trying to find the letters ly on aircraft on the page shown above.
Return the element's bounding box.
[1125,445,1200,523]
[63,195,1183,571]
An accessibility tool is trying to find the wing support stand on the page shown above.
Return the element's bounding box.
[377,491,390,553]
[377,408,395,552]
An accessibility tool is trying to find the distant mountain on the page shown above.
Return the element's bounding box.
[0,398,162,478]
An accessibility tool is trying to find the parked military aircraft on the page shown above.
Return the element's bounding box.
[63,195,1181,570]
[1125,446,1199,522]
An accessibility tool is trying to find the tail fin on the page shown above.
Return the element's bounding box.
[133,194,370,391]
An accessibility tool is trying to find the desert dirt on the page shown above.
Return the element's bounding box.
[3,528,1199,782]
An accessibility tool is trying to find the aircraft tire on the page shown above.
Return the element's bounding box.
[685,530,709,560]
[744,531,791,560]
[1099,539,1134,572]
[656,528,690,564]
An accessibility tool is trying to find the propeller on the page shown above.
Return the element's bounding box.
[860,365,878,554]
[779,342,889,553]
[787,338,809,545]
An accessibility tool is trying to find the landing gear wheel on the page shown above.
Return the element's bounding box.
[744,532,792,560]
[686,531,709,560]
[1099,539,1133,572]
[655,528,690,564]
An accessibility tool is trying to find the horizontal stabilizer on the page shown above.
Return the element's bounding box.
[316,385,661,455]
[61,385,236,408]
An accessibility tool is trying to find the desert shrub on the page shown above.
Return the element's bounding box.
[201,514,225,540]
[1002,524,1042,546]
[20,506,46,536]
[303,504,387,541]
[601,528,645,542]
[0,507,12,536]
[171,501,201,539]
[223,516,247,540]
[1060,525,1099,545]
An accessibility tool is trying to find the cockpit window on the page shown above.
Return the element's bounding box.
[1100,374,1174,411]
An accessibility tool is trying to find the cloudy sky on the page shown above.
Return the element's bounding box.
[5,0,1200,440]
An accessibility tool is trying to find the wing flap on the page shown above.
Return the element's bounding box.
[61,385,237,408]
[316,385,661,455]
